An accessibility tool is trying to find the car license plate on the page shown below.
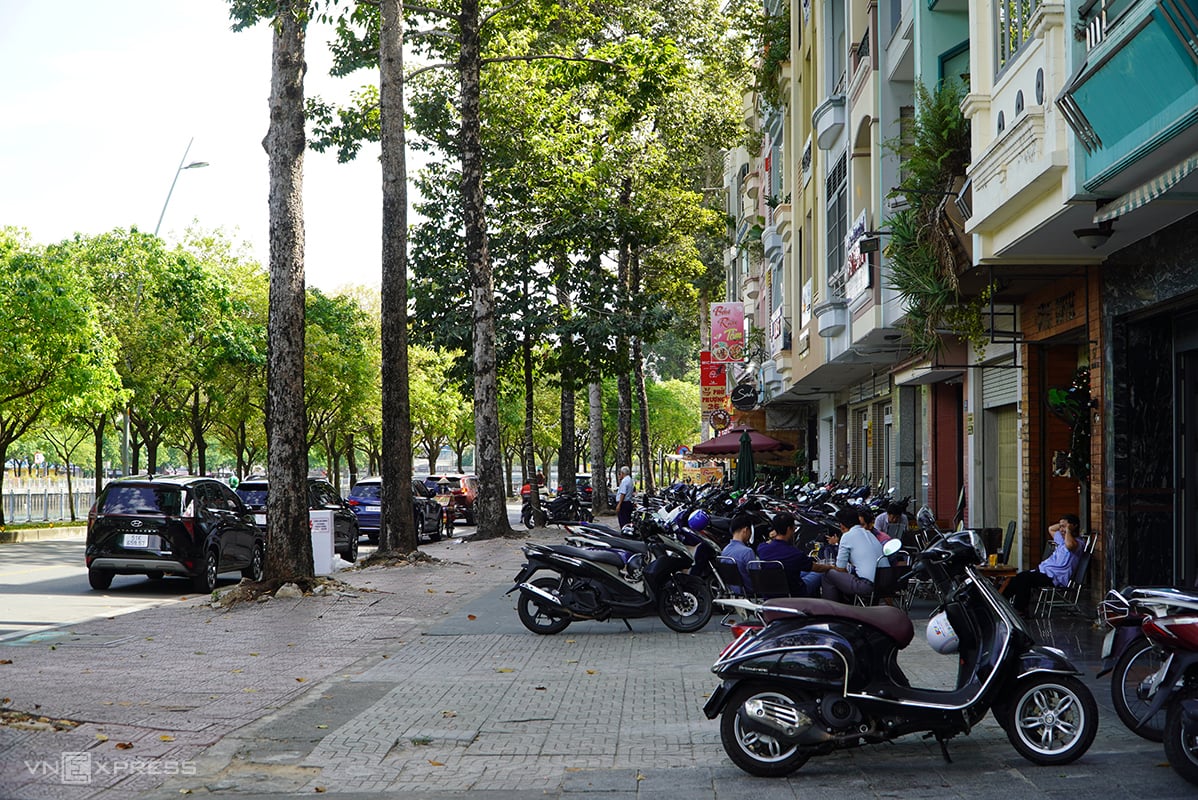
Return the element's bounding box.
[1101,629,1116,660]
[123,533,149,548]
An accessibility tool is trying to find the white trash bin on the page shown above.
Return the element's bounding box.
[309,509,336,575]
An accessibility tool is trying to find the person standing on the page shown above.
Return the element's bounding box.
[1002,514,1083,616]
[817,506,885,602]
[615,466,635,528]
[757,512,820,596]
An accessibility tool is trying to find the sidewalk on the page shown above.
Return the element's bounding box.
[0,527,1192,799]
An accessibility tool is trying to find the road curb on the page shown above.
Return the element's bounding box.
[0,525,87,543]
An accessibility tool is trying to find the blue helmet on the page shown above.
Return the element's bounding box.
[687,509,710,531]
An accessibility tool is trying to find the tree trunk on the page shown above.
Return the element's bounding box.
[588,380,609,516]
[630,249,653,495]
[192,389,208,476]
[522,332,540,518]
[460,0,514,539]
[92,417,105,493]
[556,262,576,494]
[633,337,654,496]
[346,431,358,489]
[615,177,633,475]
[379,0,417,554]
[262,0,313,582]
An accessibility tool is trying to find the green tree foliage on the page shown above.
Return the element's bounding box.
[0,229,121,526]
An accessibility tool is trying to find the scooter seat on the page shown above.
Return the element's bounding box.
[545,543,627,569]
[762,598,915,648]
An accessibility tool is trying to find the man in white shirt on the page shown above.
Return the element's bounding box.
[615,466,635,528]
[818,506,884,602]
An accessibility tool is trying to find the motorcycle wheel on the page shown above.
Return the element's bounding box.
[522,507,535,530]
[516,576,571,635]
[1163,689,1198,787]
[657,573,713,633]
[581,506,594,523]
[719,684,813,777]
[1111,637,1166,741]
[1001,674,1097,765]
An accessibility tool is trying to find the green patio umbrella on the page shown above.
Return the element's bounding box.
[734,429,756,490]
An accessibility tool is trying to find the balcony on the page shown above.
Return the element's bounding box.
[744,170,762,200]
[1058,0,1198,195]
[774,203,793,243]
[814,299,849,338]
[813,94,847,150]
[743,273,762,302]
[762,224,784,263]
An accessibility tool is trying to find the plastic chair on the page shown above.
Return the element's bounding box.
[714,556,749,598]
[1033,534,1097,618]
[999,520,1017,565]
[747,560,791,599]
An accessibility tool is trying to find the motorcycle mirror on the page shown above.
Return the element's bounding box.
[881,538,903,558]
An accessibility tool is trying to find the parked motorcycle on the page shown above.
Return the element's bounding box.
[1121,607,1198,785]
[1097,586,1198,741]
[703,507,1098,777]
[507,522,713,635]
[522,490,593,529]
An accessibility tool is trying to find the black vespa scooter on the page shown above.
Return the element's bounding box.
[703,507,1098,777]
[507,520,713,635]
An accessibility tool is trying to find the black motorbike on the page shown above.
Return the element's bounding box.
[703,507,1098,777]
[1096,585,1198,741]
[522,490,593,529]
[507,522,713,635]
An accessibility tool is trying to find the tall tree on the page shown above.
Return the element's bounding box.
[231,0,315,583]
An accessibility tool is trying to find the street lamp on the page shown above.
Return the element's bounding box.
[121,138,209,477]
[154,137,209,237]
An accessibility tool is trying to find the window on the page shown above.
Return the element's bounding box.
[826,154,848,295]
[997,0,1039,70]
[828,0,847,92]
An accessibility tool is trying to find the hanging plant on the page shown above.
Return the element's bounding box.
[883,79,988,358]
[1047,367,1095,481]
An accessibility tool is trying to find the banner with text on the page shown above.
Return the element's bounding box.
[699,350,727,412]
[709,302,745,363]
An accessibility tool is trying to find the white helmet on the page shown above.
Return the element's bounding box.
[926,611,959,655]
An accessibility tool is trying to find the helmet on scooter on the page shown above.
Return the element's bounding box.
[687,509,710,531]
[926,611,959,655]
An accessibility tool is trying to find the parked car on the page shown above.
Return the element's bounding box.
[235,477,360,563]
[557,473,595,506]
[423,474,479,525]
[346,476,444,544]
[85,475,265,593]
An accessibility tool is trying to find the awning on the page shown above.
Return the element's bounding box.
[1095,150,1198,222]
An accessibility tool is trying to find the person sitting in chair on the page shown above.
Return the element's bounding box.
[1002,513,1083,616]
[757,512,820,597]
[718,515,756,595]
[818,506,885,603]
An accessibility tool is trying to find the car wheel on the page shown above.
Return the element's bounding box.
[88,568,114,591]
[343,534,358,563]
[242,543,265,580]
[192,549,219,594]
[429,513,442,542]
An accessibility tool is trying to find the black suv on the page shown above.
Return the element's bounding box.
[235,477,361,563]
[85,475,266,593]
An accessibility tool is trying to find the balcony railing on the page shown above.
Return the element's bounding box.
[1078,0,1139,50]
[853,29,871,73]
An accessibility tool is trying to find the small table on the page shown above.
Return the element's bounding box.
[979,565,1017,593]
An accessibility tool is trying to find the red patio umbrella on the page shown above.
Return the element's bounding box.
[692,427,795,455]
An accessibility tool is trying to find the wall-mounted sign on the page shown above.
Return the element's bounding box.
[731,382,758,411]
[710,409,731,430]
[710,303,745,362]
[844,210,872,302]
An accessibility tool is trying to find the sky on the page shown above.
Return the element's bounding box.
[0,0,407,292]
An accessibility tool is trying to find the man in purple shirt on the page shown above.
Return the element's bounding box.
[1002,514,1083,615]
[757,512,819,596]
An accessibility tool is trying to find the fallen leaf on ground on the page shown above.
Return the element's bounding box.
[0,659,12,665]
[427,588,436,593]
[496,667,514,673]
[427,760,445,767]
[116,742,134,750]
[441,710,456,718]
[466,614,477,620]
[95,734,109,742]
[316,724,328,729]
[314,787,326,793]
[159,735,175,742]
[586,670,597,675]
[295,677,307,683]
[566,640,576,644]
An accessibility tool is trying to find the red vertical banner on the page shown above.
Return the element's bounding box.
[700,350,726,412]
[710,302,745,362]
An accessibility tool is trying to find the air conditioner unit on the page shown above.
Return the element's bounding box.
[885,195,909,211]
